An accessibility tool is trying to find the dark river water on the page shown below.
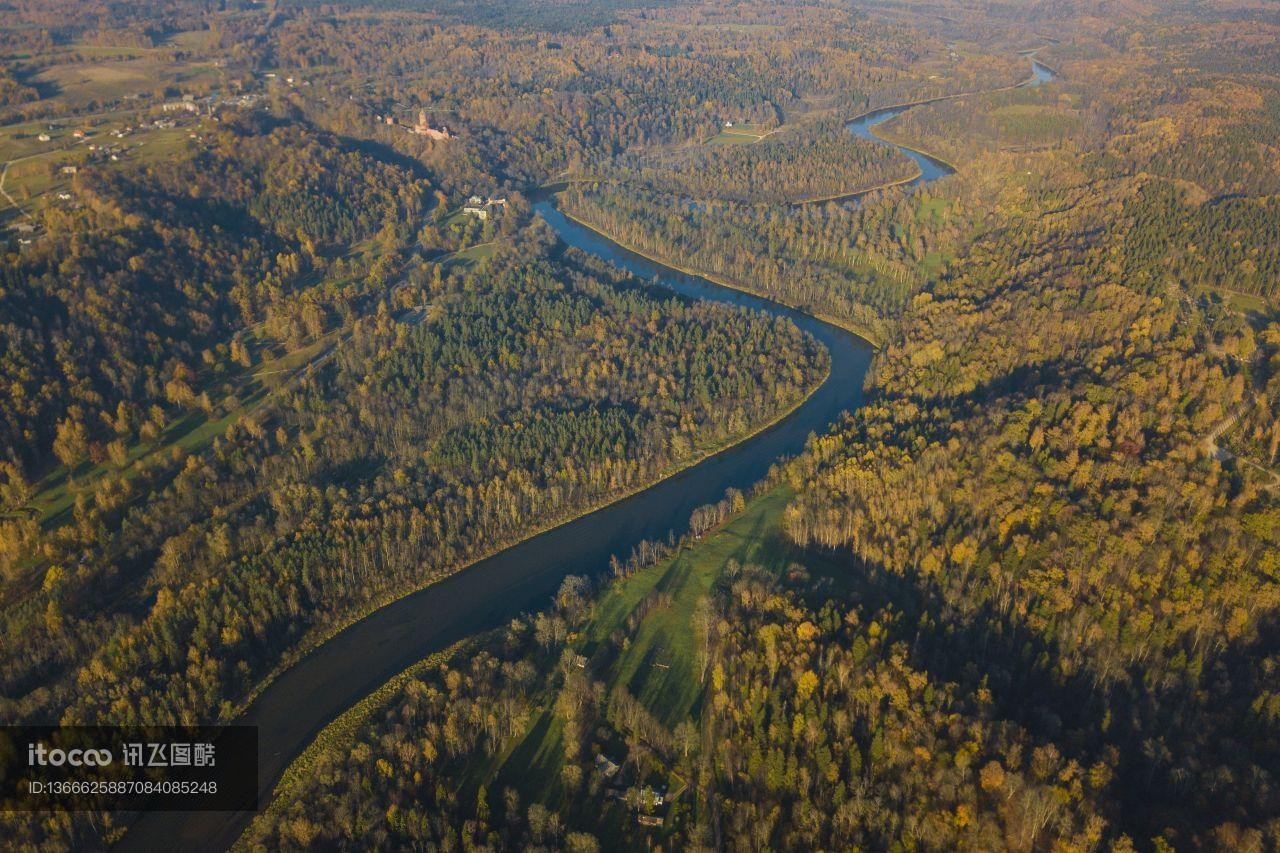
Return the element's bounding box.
[121,57,1053,853]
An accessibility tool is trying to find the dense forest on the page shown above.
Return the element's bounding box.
[1,0,1278,849]
[239,2,1279,850]
[785,179,1280,845]
[0,111,430,475]
[1,222,823,724]
[558,183,940,342]
[591,118,917,204]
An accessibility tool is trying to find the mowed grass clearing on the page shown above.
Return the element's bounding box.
[446,240,497,269]
[165,29,219,51]
[704,122,773,145]
[991,103,1082,143]
[492,487,799,803]
[594,487,794,725]
[1195,285,1272,317]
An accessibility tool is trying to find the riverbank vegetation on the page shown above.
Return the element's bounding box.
[558,185,933,343]
[235,1,1280,849]
[591,118,917,204]
[1,211,825,726]
[3,0,1280,849]
[246,485,1112,850]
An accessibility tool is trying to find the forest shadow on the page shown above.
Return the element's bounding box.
[1099,610,1280,841]
[334,131,439,183]
[878,352,1079,416]
[794,541,1112,769]
[792,536,1280,841]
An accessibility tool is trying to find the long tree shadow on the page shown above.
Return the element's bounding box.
[790,536,1280,843]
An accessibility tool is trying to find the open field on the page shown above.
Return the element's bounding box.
[704,130,763,145]
[1196,285,1272,316]
[991,103,1083,143]
[703,122,773,145]
[447,240,497,267]
[0,122,75,160]
[31,58,222,108]
[0,123,196,215]
[596,488,793,724]
[165,30,219,52]
[52,45,162,61]
[489,488,800,818]
[916,196,950,225]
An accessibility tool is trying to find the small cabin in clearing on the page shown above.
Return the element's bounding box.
[462,195,507,221]
[593,753,620,778]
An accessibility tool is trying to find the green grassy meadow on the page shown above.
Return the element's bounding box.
[703,122,772,145]
[481,487,806,841]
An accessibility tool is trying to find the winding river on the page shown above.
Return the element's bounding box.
[846,59,1057,186]
[803,57,1057,205]
[122,57,1053,853]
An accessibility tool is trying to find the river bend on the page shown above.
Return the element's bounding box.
[122,56,1053,853]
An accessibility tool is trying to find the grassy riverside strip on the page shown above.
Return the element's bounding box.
[235,481,797,850]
